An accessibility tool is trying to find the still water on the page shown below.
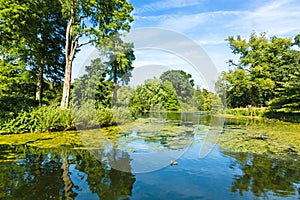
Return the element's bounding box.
[0,113,299,199]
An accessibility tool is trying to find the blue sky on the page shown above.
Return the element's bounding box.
[73,0,300,87]
[129,0,300,69]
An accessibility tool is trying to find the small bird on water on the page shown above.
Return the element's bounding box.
[170,160,178,165]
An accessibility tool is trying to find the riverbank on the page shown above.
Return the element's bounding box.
[0,104,133,135]
[224,107,300,123]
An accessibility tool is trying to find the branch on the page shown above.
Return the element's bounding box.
[79,15,88,21]
[77,40,96,48]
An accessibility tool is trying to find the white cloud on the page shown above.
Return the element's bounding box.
[227,0,300,37]
[134,0,300,38]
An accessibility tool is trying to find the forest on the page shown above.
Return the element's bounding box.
[0,0,299,134]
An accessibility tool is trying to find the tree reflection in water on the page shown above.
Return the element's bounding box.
[225,151,300,198]
[0,144,135,199]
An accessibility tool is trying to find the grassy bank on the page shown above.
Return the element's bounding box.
[225,107,300,123]
[0,103,133,134]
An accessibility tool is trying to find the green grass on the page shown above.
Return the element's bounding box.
[226,107,268,117]
[225,107,300,123]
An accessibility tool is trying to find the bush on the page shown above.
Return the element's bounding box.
[73,100,98,128]
[34,105,75,132]
[112,107,133,124]
[96,106,114,126]
[0,96,38,126]
[0,105,75,134]
[0,102,135,134]
[96,106,133,126]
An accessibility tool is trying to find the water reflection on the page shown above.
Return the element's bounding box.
[0,114,299,199]
[0,145,135,199]
[224,151,300,198]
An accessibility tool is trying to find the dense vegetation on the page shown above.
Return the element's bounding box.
[0,1,299,133]
[0,0,135,133]
[216,33,300,122]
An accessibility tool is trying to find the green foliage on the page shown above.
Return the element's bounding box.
[0,96,38,124]
[218,33,300,119]
[0,60,36,98]
[226,107,268,117]
[0,0,66,103]
[96,106,115,126]
[96,106,133,126]
[111,107,133,124]
[264,111,300,123]
[162,81,180,111]
[105,39,135,85]
[0,102,135,134]
[73,100,98,128]
[191,88,222,112]
[129,79,166,114]
[0,105,75,134]
[72,58,113,108]
[60,0,134,107]
[114,86,134,107]
[160,70,194,103]
[129,78,180,115]
[268,51,300,112]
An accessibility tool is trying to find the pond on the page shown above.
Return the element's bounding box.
[0,113,299,199]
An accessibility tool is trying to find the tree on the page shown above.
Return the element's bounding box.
[104,36,135,105]
[162,81,180,111]
[129,78,180,116]
[59,0,134,108]
[0,0,66,104]
[129,79,167,114]
[72,58,113,107]
[269,50,300,112]
[160,70,194,103]
[225,33,298,108]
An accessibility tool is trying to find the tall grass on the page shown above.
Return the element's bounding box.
[225,107,300,123]
[0,102,135,134]
[0,105,75,134]
[226,107,268,117]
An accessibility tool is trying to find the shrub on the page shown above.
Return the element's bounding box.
[112,106,133,124]
[0,105,75,134]
[96,106,114,126]
[96,106,133,126]
[73,100,98,128]
[34,105,75,132]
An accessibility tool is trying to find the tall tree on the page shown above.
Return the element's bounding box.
[29,0,66,104]
[104,36,135,105]
[269,49,300,112]
[0,0,66,104]
[160,70,194,103]
[226,33,297,107]
[72,58,113,107]
[59,0,134,108]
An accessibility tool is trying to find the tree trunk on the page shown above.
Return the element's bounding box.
[61,60,72,108]
[36,60,43,105]
[61,8,76,109]
[113,65,117,106]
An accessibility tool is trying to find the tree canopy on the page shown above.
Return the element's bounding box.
[160,70,195,103]
[60,0,134,108]
[218,33,300,112]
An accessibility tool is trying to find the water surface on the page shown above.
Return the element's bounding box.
[0,114,299,199]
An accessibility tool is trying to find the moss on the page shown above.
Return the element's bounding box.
[216,116,300,157]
